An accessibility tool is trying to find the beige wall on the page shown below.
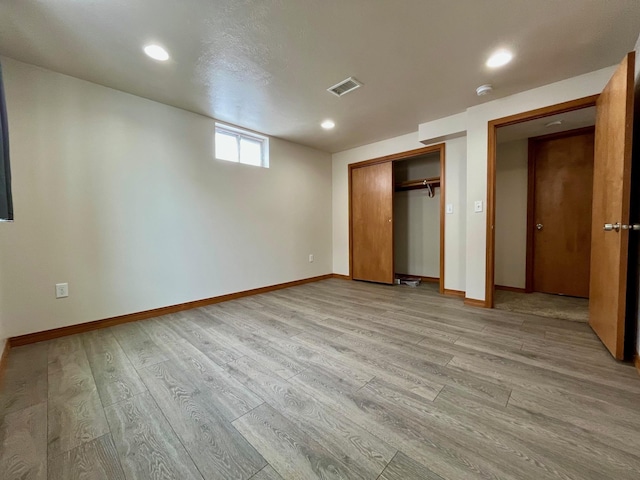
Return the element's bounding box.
[0,57,333,338]
[332,135,467,292]
[394,156,441,277]
[0,250,5,355]
[495,140,528,288]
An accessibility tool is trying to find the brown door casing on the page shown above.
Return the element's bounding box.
[528,128,595,298]
[351,162,395,284]
[348,144,446,292]
[487,95,600,309]
[589,51,635,360]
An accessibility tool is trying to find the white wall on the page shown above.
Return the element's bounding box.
[0,294,6,360]
[332,134,467,292]
[443,138,467,291]
[495,140,528,288]
[0,57,333,338]
[394,156,441,277]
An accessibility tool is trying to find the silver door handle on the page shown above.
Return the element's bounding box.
[604,223,621,232]
[536,224,543,230]
[621,224,640,231]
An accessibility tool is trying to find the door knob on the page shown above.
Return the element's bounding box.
[604,223,621,232]
[388,218,392,223]
[536,224,543,230]
[621,224,640,231]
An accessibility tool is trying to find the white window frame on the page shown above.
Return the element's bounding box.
[215,123,269,168]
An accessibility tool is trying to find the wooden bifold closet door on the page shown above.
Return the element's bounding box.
[351,162,394,284]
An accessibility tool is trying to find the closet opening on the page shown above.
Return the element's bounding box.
[348,144,445,294]
[393,152,443,291]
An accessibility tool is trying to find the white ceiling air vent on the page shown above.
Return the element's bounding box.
[327,77,363,97]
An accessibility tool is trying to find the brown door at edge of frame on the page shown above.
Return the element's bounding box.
[589,51,635,360]
[351,162,394,284]
[531,129,595,298]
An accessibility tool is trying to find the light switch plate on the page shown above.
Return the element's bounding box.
[55,283,69,299]
[446,203,454,214]
[474,200,483,213]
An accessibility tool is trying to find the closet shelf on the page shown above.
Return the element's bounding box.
[394,176,441,192]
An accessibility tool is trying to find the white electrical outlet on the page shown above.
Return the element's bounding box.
[55,283,69,299]
[474,200,483,213]
[446,203,454,214]
[309,254,314,263]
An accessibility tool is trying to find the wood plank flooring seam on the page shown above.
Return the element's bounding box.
[355,375,376,393]
[134,366,212,479]
[113,387,209,480]
[284,366,310,381]
[81,329,149,408]
[60,339,129,479]
[247,464,279,479]
[430,384,446,403]
[434,387,638,479]
[0,402,48,480]
[80,336,113,440]
[138,356,268,478]
[374,450,400,480]
[229,401,267,423]
[47,433,127,479]
[102,433,125,479]
[109,323,153,374]
[505,389,514,408]
[99,389,148,407]
[129,358,204,478]
[47,337,112,461]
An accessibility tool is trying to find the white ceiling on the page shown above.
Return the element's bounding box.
[0,1,638,153]
[497,107,597,144]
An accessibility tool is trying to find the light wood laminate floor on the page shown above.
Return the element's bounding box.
[1,279,639,480]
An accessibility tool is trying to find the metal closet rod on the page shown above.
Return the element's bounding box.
[394,177,440,197]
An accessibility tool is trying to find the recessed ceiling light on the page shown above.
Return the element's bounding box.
[545,120,563,127]
[321,120,335,130]
[144,44,170,61]
[486,49,513,68]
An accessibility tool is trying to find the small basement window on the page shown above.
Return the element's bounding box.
[215,123,269,168]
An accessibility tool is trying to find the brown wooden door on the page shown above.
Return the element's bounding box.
[531,129,594,298]
[589,52,635,360]
[351,162,394,283]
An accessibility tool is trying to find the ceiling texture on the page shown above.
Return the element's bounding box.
[0,0,639,153]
